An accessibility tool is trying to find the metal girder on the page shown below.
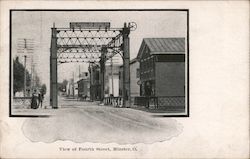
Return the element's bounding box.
[50,22,136,108]
[56,28,123,62]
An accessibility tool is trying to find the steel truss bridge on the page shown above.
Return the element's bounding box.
[50,22,136,108]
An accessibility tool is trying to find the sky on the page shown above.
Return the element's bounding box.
[12,10,187,88]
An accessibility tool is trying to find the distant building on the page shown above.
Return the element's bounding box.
[137,38,185,108]
[105,65,120,97]
[77,72,90,99]
[88,64,101,101]
[66,78,77,97]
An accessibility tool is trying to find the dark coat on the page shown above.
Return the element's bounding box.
[31,93,39,109]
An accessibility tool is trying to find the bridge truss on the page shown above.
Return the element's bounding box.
[50,22,136,108]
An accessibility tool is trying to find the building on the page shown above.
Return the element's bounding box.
[104,64,120,97]
[77,72,90,100]
[129,58,140,97]
[77,78,90,100]
[88,64,101,101]
[137,38,185,110]
[66,78,78,97]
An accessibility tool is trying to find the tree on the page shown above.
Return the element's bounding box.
[13,56,31,96]
[40,84,47,95]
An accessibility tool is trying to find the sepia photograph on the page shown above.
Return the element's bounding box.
[1,1,248,158]
[10,10,189,117]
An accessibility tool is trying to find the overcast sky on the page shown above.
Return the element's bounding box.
[12,10,187,87]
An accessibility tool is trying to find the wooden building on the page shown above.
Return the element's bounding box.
[137,38,185,110]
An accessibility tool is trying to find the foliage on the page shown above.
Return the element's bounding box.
[13,56,31,96]
[40,84,47,95]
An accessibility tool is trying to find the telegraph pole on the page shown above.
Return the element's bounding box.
[23,39,27,97]
[17,38,34,97]
[30,56,34,94]
[23,55,27,97]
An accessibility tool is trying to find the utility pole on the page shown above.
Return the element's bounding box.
[23,39,27,97]
[17,38,34,97]
[23,55,27,97]
[30,55,34,94]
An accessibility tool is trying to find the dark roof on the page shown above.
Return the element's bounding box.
[137,38,185,59]
[119,58,138,68]
[144,38,185,53]
[129,58,138,64]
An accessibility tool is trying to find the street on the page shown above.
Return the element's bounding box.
[20,96,183,144]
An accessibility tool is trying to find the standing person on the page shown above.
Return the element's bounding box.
[145,82,151,109]
[38,92,41,107]
[39,92,44,108]
[31,90,39,109]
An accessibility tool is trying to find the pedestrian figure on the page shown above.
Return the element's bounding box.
[145,82,152,109]
[38,92,44,108]
[31,90,39,109]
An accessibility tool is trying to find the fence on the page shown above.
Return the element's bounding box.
[104,96,123,107]
[13,97,32,108]
[104,96,185,111]
[134,96,158,109]
[134,96,185,110]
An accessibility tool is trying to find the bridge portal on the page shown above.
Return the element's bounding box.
[50,22,136,108]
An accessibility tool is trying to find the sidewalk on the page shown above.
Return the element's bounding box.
[131,105,185,113]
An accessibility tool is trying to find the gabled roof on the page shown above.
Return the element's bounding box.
[137,38,185,59]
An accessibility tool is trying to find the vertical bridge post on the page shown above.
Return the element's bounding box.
[122,23,131,107]
[50,26,58,109]
[100,47,107,102]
